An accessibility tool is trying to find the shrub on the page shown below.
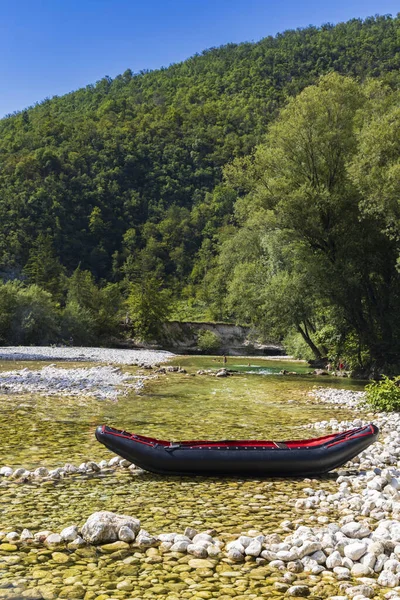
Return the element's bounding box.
[0,281,59,344]
[365,375,400,412]
[197,329,221,353]
[60,300,97,345]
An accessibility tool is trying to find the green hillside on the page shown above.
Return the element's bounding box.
[0,15,398,281]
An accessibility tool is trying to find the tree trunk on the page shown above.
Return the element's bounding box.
[297,323,322,359]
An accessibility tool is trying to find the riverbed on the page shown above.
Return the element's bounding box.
[0,351,375,599]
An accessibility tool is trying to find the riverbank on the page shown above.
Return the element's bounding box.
[0,346,175,366]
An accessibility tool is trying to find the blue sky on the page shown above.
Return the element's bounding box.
[0,0,398,117]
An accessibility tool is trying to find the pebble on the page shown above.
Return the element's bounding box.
[286,584,310,596]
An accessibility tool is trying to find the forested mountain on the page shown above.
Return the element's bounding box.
[0,15,398,282]
[0,15,399,371]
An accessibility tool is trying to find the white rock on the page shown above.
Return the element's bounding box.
[341,522,370,539]
[361,552,376,570]
[157,533,176,543]
[33,467,49,478]
[310,549,326,564]
[170,540,190,552]
[277,549,298,562]
[245,539,262,557]
[286,584,310,597]
[344,542,368,561]
[375,553,389,572]
[12,468,30,479]
[351,563,373,577]
[34,530,53,542]
[192,533,214,545]
[118,526,136,543]
[136,530,157,548]
[298,540,322,558]
[45,533,62,545]
[346,584,375,598]
[20,529,33,541]
[261,549,278,560]
[60,526,79,542]
[207,544,221,557]
[227,547,245,562]
[226,540,245,553]
[68,535,85,548]
[0,466,13,477]
[326,550,342,569]
[378,571,400,587]
[333,566,351,580]
[81,511,140,544]
[187,543,208,558]
[269,559,285,569]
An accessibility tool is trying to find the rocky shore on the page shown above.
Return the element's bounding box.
[2,387,400,598]
[0,365,149,401]
[0,346,175,366]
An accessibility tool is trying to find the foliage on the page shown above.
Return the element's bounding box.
[207,73,400,370]
[62,268,122,343]
[0,281,59,345]
[60,301,98,346]
[365,376,400,412]
[283,329,315,361]
[0,16,398,289]
[126,279,171,341]
[197,329,221,354]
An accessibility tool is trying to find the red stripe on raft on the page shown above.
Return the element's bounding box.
[102,425,374,450]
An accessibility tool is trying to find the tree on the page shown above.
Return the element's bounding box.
[23,234,65,300]
[215,73,400,369]
[127,279,171,341]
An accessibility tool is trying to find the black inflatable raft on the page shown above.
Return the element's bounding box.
[95,423,378,477]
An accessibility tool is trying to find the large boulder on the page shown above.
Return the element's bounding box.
[81,511,140,545]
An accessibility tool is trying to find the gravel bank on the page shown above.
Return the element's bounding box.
[0,365,148,401]
[0,345,175,365]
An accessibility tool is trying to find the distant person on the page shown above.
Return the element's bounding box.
[338,360,344,371]
[223,355,227,365]
[326,362,332,372]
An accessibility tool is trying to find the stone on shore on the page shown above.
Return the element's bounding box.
[81,511,140,544]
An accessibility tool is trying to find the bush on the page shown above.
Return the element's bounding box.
[0,281,59,344]
[60,300,97,345]
[197,329,221,353]
[365,375,400,412]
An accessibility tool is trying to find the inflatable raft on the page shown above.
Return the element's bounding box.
[95,423,378,477]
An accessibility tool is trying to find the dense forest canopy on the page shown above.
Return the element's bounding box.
[0,14,399,371]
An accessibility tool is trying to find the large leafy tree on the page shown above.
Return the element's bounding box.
[212,73,400,369]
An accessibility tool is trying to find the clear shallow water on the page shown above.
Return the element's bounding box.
[0,356,367,599]
[0,356,361,469]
